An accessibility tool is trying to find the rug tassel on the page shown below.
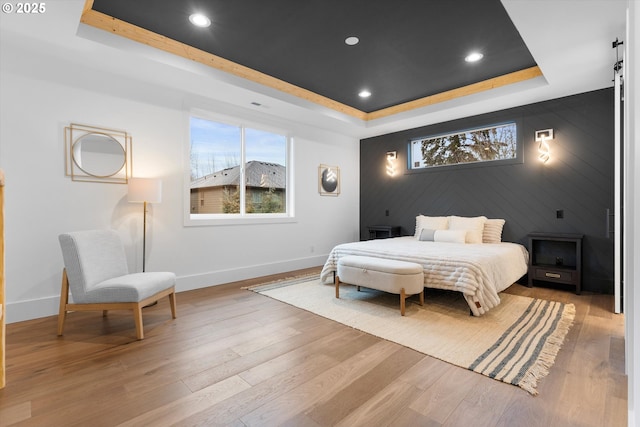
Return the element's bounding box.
[518,303,576,395]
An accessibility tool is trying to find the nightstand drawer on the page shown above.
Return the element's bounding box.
[533,267,575,283]
[528,232,582,294]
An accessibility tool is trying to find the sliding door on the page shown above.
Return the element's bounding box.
[614,50,624,314]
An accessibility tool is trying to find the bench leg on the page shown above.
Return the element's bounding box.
[335,276,340,299]
[400,289,423,316]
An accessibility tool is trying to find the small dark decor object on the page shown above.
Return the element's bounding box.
[318,164,340,196]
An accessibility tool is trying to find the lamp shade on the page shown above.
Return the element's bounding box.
[128,178,162,203]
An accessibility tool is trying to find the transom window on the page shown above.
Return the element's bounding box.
[187,115,292,224]
[409,122,518,170]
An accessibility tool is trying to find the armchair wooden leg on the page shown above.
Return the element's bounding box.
[57,269,69,336]
[169,292,177,319]
[133,304,144,340]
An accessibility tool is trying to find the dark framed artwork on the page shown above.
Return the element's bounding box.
[318,164,340,196]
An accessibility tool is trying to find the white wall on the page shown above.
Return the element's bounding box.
[0,42,360,324]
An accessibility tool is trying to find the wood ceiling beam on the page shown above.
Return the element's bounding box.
[80,7,368,121]
[82,0,94,14]
[80,3,543,123]
[366,66,543,121]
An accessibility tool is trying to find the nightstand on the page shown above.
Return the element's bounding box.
[367,225,401,240]
[528,232,583,294]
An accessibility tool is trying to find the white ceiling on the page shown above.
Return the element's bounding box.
[0,0,627,139]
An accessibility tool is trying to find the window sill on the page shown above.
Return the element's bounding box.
[184,214,296,227]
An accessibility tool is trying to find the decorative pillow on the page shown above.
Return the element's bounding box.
[414,215,449,238]
[483,218,506,243]
[434,229,467,243]
[448,215,488,244]
[418,228,436,241]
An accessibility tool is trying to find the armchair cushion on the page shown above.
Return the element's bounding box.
[83,272,176,303]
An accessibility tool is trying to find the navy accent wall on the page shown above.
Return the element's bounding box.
[360,88,614,293]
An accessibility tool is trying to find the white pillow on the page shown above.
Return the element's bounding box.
[483,219,506,243]
[434,229,467,243]
[448,215,487,244]
[414,215,449,238]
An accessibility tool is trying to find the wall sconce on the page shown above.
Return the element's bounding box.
[386,151,397,176]
[535,129,553,163]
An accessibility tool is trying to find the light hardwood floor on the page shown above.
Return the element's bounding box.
[0,267,626,426]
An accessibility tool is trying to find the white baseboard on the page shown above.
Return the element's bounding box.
[5,296,60,324]
[5,254,328,324]
[175,254,327,292]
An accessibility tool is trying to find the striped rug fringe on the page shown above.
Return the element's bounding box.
[468,299,576,396]
[517,303,576,395]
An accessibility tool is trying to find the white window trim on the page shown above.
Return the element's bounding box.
[184,109,295,227]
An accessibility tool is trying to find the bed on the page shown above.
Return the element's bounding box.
[320,218,529,316]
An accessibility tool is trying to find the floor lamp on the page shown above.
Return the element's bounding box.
[128,178,162,272]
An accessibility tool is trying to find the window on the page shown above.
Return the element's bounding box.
[409,122,518,170]
[188,115,292,224]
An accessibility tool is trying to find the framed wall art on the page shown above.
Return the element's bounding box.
[318,164,340,196]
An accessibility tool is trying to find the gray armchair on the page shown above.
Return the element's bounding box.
[58,229,176,340]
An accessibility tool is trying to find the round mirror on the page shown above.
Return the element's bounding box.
[72,133,126,178]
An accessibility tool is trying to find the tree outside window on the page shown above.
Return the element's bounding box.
[410,122,517,169]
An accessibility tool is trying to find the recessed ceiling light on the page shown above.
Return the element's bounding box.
[359,90,372,98]
[345,36,360,46]
[465,52,484,62]
[189,13,211,28]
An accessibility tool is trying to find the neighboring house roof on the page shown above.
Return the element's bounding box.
[191,161,286,190]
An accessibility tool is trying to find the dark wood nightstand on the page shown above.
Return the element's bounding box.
[367,225,401,240]
[528,232,583,294]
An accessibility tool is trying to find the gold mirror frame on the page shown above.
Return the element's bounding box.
[65,124,132,184]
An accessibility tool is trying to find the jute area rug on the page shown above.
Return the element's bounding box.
[248,275,575,395]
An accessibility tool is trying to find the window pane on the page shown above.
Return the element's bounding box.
[245,128,287,214]
[189,117,241,214]
[188,117,290,218]
[410,122,517,169]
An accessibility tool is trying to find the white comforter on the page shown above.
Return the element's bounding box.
[320,236,529,316]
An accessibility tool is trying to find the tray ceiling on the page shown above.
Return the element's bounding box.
[85,0,540,120]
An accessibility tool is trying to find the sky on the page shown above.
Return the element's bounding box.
[190,116,287,179]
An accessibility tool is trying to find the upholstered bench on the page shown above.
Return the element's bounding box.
[335,255,424,316]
